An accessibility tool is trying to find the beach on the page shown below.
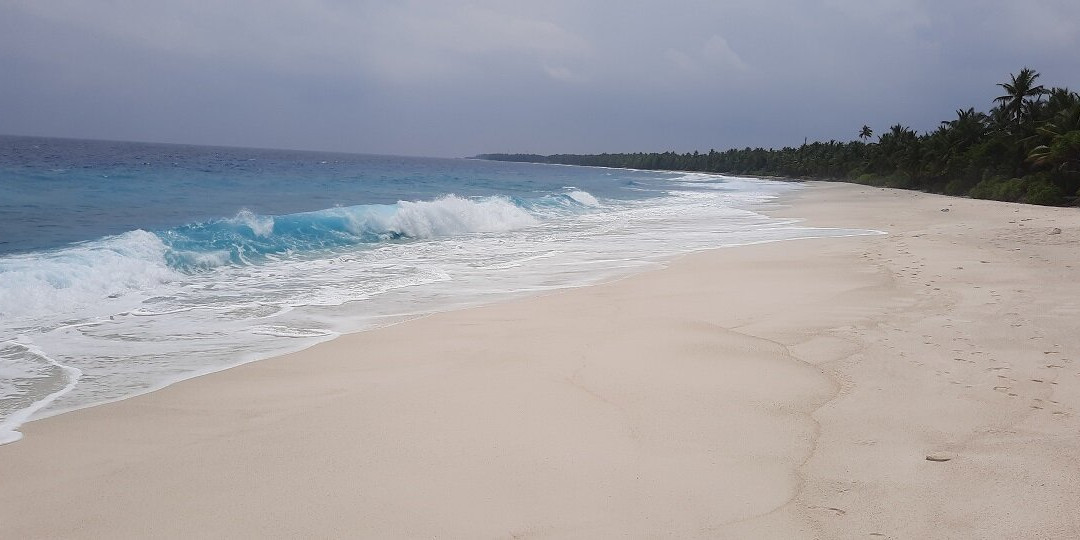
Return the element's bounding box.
[2,181,1078,538]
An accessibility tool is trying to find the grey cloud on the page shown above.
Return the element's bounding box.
[1,1,1077,157]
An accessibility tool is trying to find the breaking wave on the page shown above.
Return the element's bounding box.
[0,192,600,321]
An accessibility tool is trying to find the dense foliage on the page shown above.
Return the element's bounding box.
[480,69,1080,206]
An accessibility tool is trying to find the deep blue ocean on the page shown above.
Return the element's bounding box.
[0,135,874,443]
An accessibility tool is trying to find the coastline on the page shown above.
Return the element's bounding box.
[0,174,846,444]
[0,163,836,439]
[1,182,1078,537]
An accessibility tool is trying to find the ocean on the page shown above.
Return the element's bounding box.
[0,135,875,443]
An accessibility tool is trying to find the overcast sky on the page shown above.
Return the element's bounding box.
[2,1,1078,157]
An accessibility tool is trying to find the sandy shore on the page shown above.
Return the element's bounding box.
[2,182,1078,538]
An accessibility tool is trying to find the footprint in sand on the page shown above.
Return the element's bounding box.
[808,506,847,516]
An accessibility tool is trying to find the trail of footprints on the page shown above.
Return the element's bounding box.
[813,213,1076,531]
[882,232,1075,426]
[931,314,1071,417]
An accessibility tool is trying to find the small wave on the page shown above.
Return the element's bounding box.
[128,306,199,317]
[383,195,538,238]
[478,251,560,270]
[0,341,82,445]
[249,325,334,338]
[668,172,726,183]
[566,190,601,208]
[520,190,604,216]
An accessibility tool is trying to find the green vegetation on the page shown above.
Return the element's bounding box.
[479,68,1080,206]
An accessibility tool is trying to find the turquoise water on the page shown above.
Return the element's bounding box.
[0,135,876,443]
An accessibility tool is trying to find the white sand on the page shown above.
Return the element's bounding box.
[1,182,1078,538]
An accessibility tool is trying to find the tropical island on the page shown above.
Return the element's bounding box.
[480,69,1080,206]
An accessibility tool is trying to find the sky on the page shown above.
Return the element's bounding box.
[1,1,1078,158]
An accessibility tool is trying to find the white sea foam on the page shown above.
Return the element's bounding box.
[566,190,601,208]
[231,209,275,237]
[0,230,179,323]
[381,195,539,237]
[0,341,82,444]
[249,326,336,338]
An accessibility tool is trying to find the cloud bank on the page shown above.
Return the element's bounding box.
[1,1,1077,156]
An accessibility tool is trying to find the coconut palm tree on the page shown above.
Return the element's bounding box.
[942,108,988,150]
[1029,130,1080,172]
[994,68,1048,126]
[859,125,873,141]
[880,124,916,146]
[1029,97,1080,175]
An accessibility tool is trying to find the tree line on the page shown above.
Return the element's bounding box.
[478,68,1079,206]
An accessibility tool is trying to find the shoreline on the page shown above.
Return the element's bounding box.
[0,178,859,443]
[2,182,1078,537]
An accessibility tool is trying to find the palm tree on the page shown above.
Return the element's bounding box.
[881,124,916,144]
[859,125,873,141]
[994,68,1048,126]
[1028,130,1080,173]
[942,108,988,150]
[1028,96,1080,175]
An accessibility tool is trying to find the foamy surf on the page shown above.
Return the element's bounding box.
[0,341,82,444]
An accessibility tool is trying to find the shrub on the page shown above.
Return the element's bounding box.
[1023,176,1064,205]
[997,177,1026,201]
[853,173,885,186]
[970,176,1007,200]
[943,177,977,196]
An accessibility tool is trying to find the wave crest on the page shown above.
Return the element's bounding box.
[0,230,177,321]
[566,190,601,208]
[157,193,590,270]
[384,195,538,238]
[0,191,603,320]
